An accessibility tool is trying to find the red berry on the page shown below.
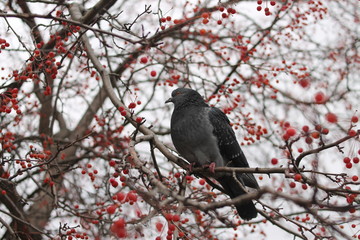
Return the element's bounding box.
[302,125,309,132]
[353,157,359,164]
[150,70,157,77]
[165,213,173,221]
[346,162,353,169]
[271,158,278,165]
[110,179,118,187]
[116,192,126,202]
[314,91,326,104]
[202,18,209,24]
[351,116,358,123]
[48,51,55,58]
[349,129,357,136]
[352,175,358,182]
[322,128,329,135]
[289,182,296,188]
[107,205,117,214]
[315,124,322,132]
[114,218,126,228]
[172,214,180,222]
[136,117,143,124]
[282,133,290,141]
[294,174,302,181]
[156,222,163,232]
[199,29,206,35]
[127,192,137,202]
[325,113,338,123]
[201,12,209,19]
[286,128,296,137]
[270,1,276,6]
[128,102,136,109]
[116,228,127,238]
[140,57,148,64]
[199,179,205,185]
[343,157,351,163]
[168,224,176,231]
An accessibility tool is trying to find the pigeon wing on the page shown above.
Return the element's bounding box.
[208,107,259,189]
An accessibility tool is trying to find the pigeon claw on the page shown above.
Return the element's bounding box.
[208,162,216,174]
[188,162,196,172]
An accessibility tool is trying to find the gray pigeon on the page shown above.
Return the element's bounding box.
[166,88,259,220]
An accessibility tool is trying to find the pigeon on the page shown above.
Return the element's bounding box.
[166,87,259,220]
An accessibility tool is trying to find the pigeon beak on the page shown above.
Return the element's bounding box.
[165,97,173,104]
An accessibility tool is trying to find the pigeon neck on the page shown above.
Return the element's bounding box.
[174,99,208,110]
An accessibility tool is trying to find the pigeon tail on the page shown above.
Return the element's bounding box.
[217,176,257,220]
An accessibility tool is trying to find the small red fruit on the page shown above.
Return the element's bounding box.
[314,91,326,104]
[201,12,209,19]
[116,192,126,202]
[346,162,353,169]
[271,158,278,165]
[127,191,137,202]
[351,116,358,123]
[128,102,136,109]
[165,213,173,221]
[348,129,357,137]
[107,205,117,214]
[302,125,309,132]
[325,113,338,123]
[113,218,126,228]
[294,174,302,181]
[172,214,180,222]
[286,128,296,137]
[156,222,163,232]
[150,70,157,77]
[140,57,148,64]
[136,117,143,124]
[199,29,207,35]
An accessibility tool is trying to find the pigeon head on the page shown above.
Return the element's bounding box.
[165,88,207,108]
